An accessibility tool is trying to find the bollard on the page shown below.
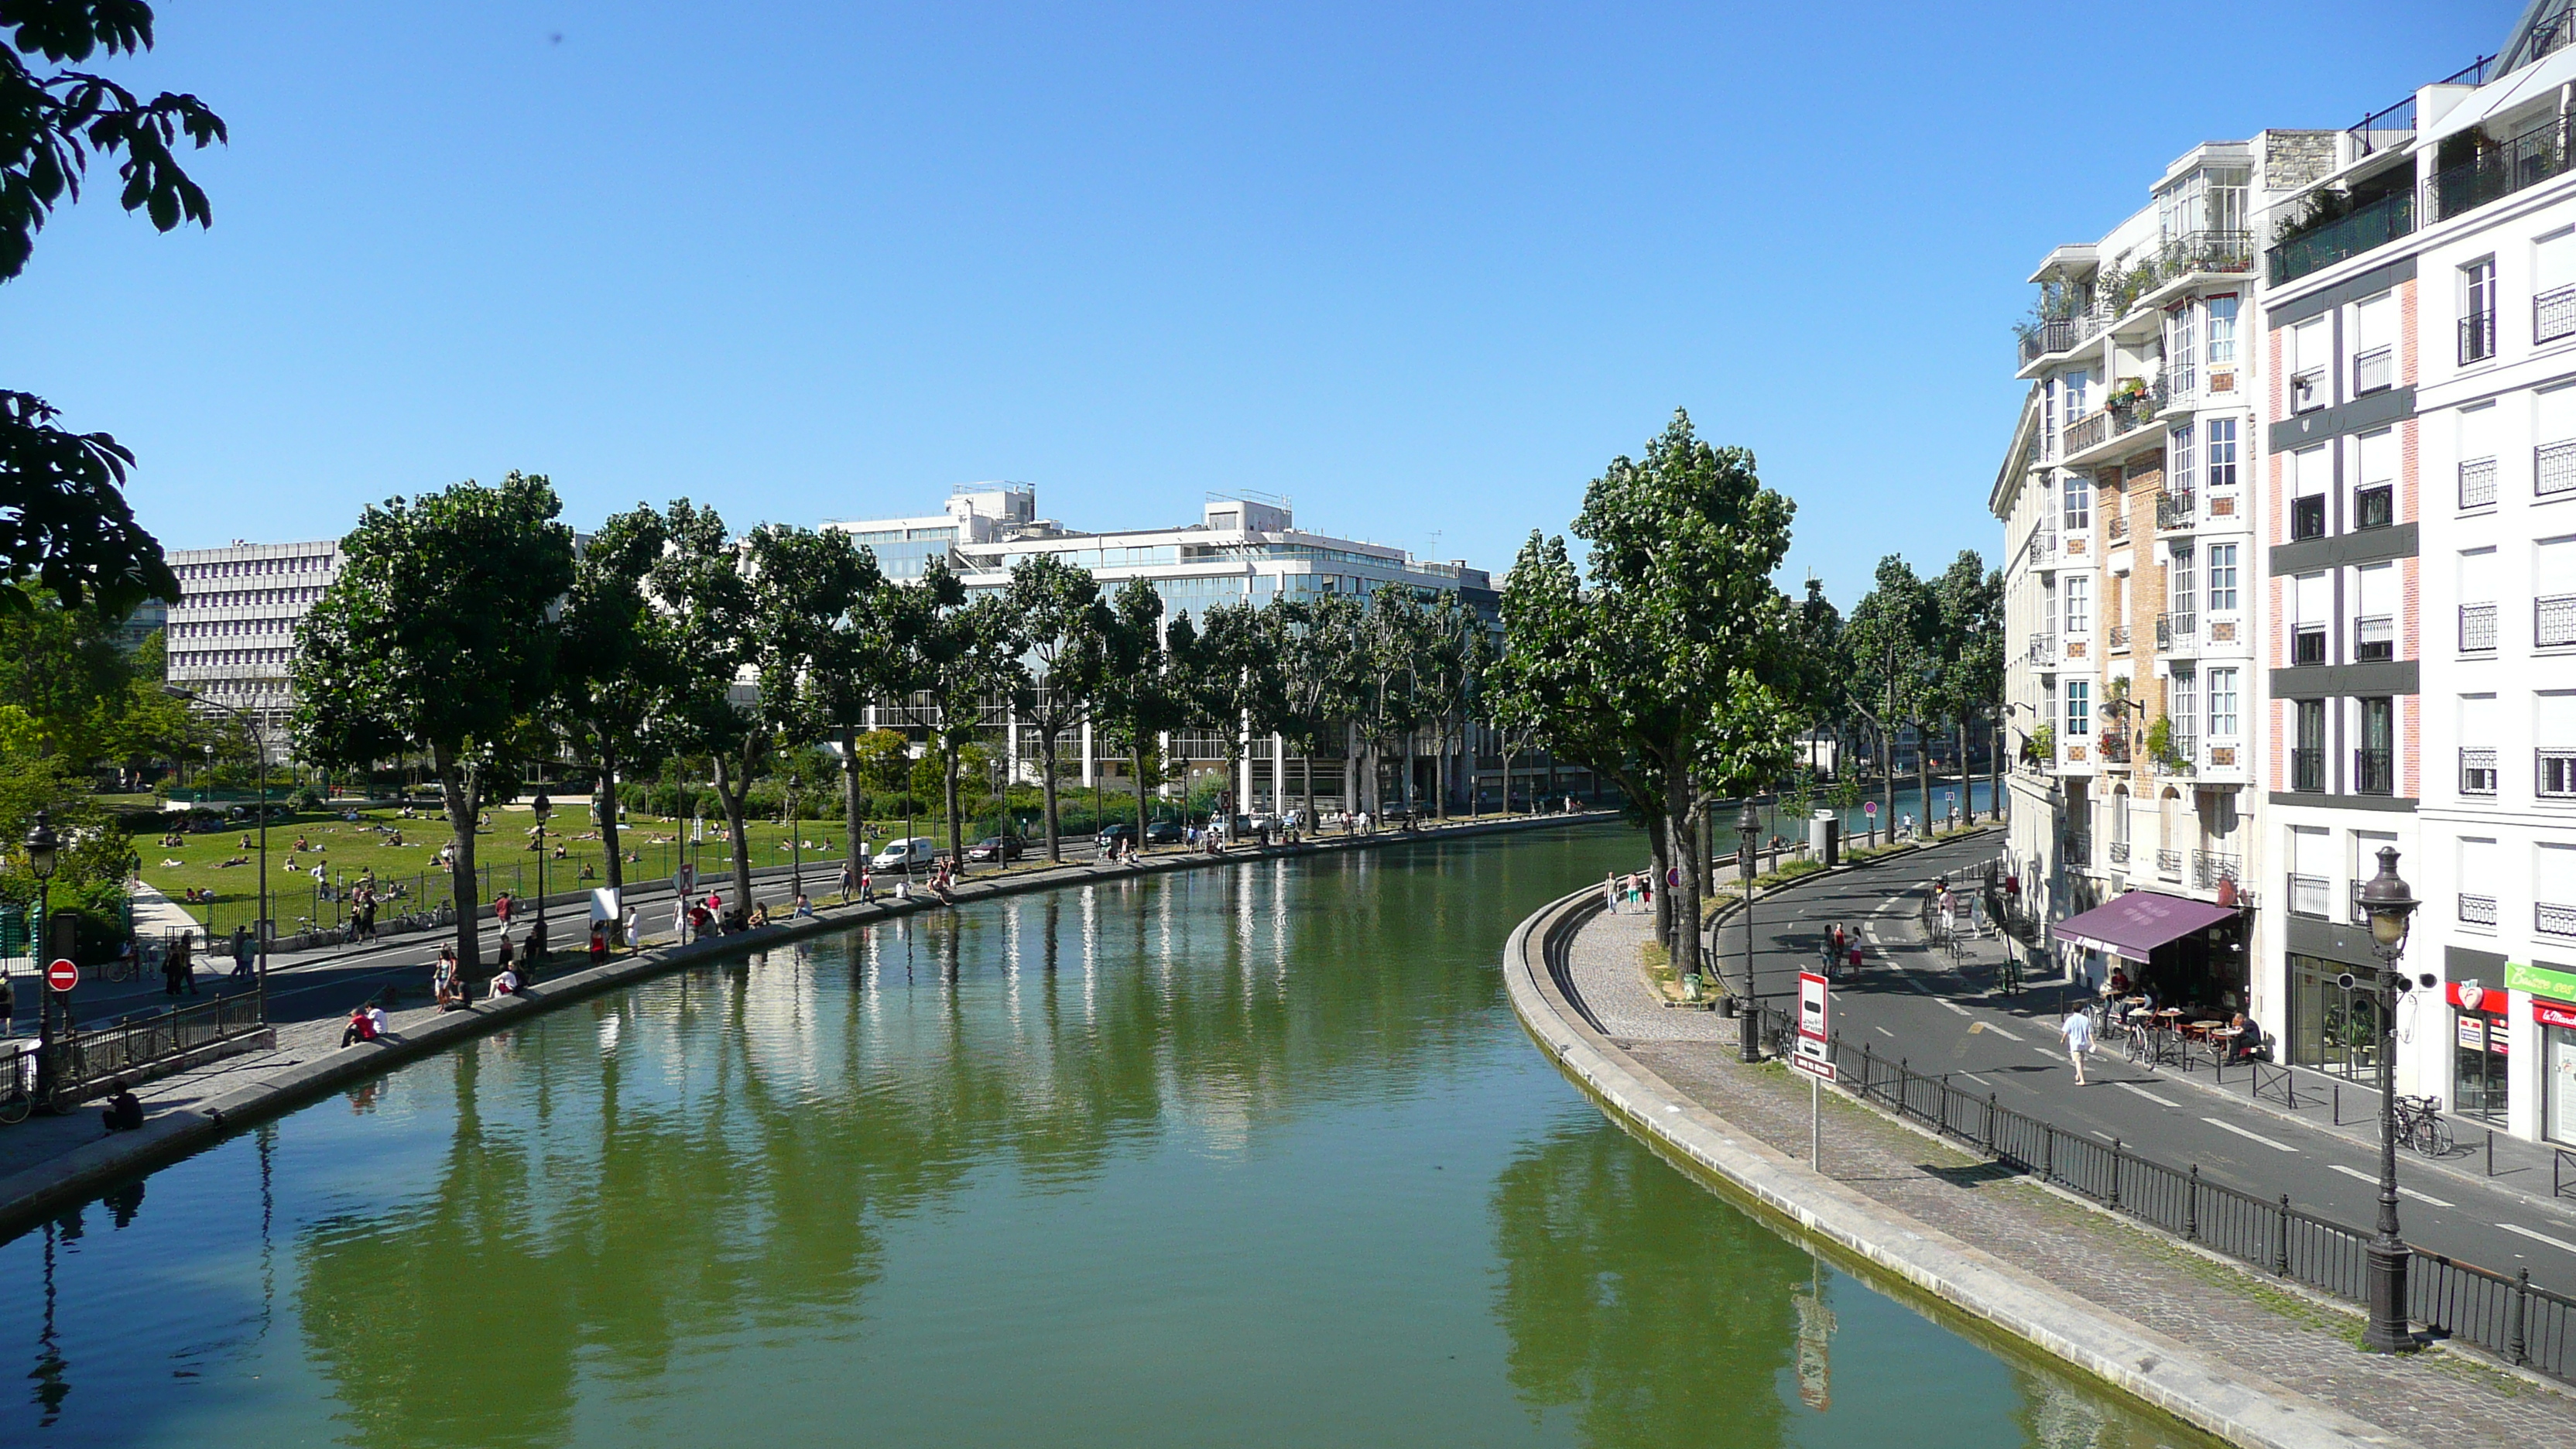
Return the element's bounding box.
[2489,1129,2496,1177]
[1985,1092,1999,1156]
[2511,1267,2531,1366]
[2274,1194,2291,1276]
[2108,1138,2122,1209]
[2042,1122,2055,1184]
[2187,1164,2200,1242]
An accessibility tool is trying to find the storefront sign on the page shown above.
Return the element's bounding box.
[2537,1001,2576,1031]
[2449,981,2505,1014]
[2506,961,2576,1002]
[2458,1015,2485,1050]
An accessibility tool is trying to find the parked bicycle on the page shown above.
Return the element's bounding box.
[2393,1094,2454,1157]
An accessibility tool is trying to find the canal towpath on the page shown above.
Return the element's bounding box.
[0,809,1616,1239]
[1520,844,2576,1449]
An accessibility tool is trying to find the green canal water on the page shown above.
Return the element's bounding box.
[1,827,2200,1447]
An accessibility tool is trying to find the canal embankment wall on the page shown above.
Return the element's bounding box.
[0,810,1612,1240]
[1502,880,2418,1449]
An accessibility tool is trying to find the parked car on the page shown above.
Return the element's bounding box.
[871,837,937,872]
[1095,823,1136,852]
[1144,819,1183,844]
[966,834,1026,863]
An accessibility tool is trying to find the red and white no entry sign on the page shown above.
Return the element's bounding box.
[45,958,78,992]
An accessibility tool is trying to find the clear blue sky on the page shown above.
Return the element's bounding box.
[7,1,2517,607]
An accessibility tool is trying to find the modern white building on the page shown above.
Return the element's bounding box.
[162,539,344,759]
[827,484,1565,817]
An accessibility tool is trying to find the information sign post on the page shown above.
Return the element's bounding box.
[1793,970,1834,1169]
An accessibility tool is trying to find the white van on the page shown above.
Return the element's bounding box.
[871,837,937,872]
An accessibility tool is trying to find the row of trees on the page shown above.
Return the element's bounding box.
[286,477,1519,975]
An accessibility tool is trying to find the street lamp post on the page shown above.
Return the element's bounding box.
[26,812,58,1102]
[1738,800,1762,1064]
[532,790,551,963]
[2356,844,2421,1355]
[165,687,269,1001]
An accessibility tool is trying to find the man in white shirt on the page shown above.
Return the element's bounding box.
[2060,1005,2095,1086]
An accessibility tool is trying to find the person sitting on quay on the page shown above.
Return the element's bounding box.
[366,1000,396,1043]
[2228,1011,2269,1064]
[487,964,520,1000]
[341,1005,382,1047]
[792,893,814,919]
[588,923,607,964]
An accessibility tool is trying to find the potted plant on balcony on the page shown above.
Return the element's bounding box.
[2021,724,2055,768]
[2107,376,2153,419]
[2146,716,2192,774]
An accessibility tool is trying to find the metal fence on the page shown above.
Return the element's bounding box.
[39,992,266,1105]
[1821,1036,2576,1384]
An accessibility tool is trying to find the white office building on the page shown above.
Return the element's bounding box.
[162,540,344,759]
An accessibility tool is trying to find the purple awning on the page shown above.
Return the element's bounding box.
[2054,891,2239,964]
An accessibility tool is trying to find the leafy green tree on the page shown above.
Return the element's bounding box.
[1269,593,1364,825]
[1174,598,1284,827]
[902,561,1017,872]
[1092,579,1172,841]
[553,506,674,896]
[1500,411,1799,977]
[1001,553,1109,862]
[796,547,906,876]
[290,474,575,973]
[1931,551,2004,824]
[1841,556,1941,840]
[3,3,226,617]
[1355,586,1431,815]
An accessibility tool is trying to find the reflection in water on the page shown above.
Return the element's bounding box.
[0,831,2208,1448]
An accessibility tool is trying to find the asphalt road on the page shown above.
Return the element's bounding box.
[1712,833,2576,1294]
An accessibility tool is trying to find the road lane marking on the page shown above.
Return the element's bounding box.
[1960,1072,1995,1089]
[2116,1084,2180,1108]
[2499,1221,2576,1256]
[2324,1164,2454,1208]
[1873,1026,1895,1037]
[1969,1021,2023,1041]
[2201,1118,2300,1153]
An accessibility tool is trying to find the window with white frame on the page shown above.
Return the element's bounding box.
[2355,429,2396,530]
[2539,844,2576,933]
[2042,379,2058,461]
[2206,295,2239,368]
[2205,416,2238,490]
[2066,368,2090,418]
[2291,445,2328,539]
[2539,691,2576,798]
[2539,230,2576,345]
[2166,305,2197,396]
[2169,668,2197,753]
[2066,574,2091,634]
[2290,317,2328,410]
[2067,679,2091,737]
[2460,402,2499,508]
[2540,537,2576,646]
[2461,546,2499,652]
[2169,546,2196,626]
[2292,571,2329,665]
[2353,561,2396,662]
[2208,666,2239,736]
[2458,838,2498,927]
[2208,542,2239,612]
[2462,256,2499,362]
[2168,423,2196,492]
[2461,694,2498,795]
[2352,293,2395,394]
[2063,471,2091,529]
[2540,385,2576,497]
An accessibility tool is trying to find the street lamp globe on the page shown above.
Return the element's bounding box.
[533,791,553,823]
[1736,800,1759,845]
[2358,844,2417,955]
[25,810,57,881]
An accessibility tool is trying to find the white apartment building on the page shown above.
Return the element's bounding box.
[1993,140,2297,1011]
[827,485,1555,817]
[163,540,344,759]
[2298,5,2576,1145]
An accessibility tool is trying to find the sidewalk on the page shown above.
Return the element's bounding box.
[1545,894,2576,1449]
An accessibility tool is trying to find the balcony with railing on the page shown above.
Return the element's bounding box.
[2064,834,2090,868]
[2462,310,2499,363]
[2461,747,2499,796]
[2162,229,2255,276]
[2060,382,2168,465]
[2542,748,2576,798]
[2290,493,2326,539]
[2099,731,2132,765]
[2156,848,2184,880]
[2268,187,2414,286]
[2542,902,2576,939]
[2157,611,2197,655]
[2461,456,2498,508]
[2106,839,2130,865]
[2106,508,2129,542]
[2354,483,2394,530]
[2106,623,2130,653]
[2017,315,2090,368]
[2156,490,2195,531]
[2461,602,2497,651]
[2288,872,2331,919]
[2192,851,2239,890]
[2291,625,2326,666]
[2353,346,2395,395]
[2460,892,2498,927]
[2540,594,2576,647]
[2543,285,2576,345]
[2291,748,2324,793]
[2290,366,2327,413]
[2353,747,2394,796]
[2427,115,2573,225]
[2028,632,2058,666]
[2353,614,2393,663]
[2539,438,2576,496]
[2062,409,2110,456]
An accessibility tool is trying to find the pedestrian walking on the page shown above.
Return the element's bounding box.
[622,904,641,952]
[0,971,15,1037]
[2059,1004,2095,1085]
[228,924,252,979]
[1603,872,1619,915]
[838,862,856,904]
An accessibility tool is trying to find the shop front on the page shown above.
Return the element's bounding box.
[2504,961,2576,1147]
[2054,889,2250,1010]
[2447,981,2509,1125]
[2287,954,2383,1081]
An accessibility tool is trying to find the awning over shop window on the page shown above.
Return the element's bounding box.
[2056,891,2240,964]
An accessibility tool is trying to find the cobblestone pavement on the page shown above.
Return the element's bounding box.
[1599,947,2576,1447]
[1559,893,1738,1043]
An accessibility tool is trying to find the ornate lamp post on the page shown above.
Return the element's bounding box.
[2356,844,2420,1355]
[532,790,552,962]
[27,811,59,1098]
[1738,800,1762,1064]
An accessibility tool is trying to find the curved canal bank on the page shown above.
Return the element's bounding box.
[0,825,2204,1448]
[1502,865,2525,1449]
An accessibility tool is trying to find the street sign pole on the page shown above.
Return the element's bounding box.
[1793,970,1835,1172]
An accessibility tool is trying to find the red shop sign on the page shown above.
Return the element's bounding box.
[2449,982,2508,1016]
[2536,1000,2576,1031]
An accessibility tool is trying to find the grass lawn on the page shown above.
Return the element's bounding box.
[134,805,985,939]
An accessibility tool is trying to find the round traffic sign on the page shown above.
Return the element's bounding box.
[1863,801,1878,816]
[45,958,78,992]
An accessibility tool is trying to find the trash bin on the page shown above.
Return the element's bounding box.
[1810,810,1840,868]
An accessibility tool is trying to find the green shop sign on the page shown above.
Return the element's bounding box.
[2504,961,2576,1003]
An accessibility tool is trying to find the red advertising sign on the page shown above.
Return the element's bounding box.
[2536,1000,2576,1031]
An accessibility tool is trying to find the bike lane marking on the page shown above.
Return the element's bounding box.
[2203,1117,2300,1153]
[2116,1083,2180,1108]
[2324,1163,2454,1208]
[2499,1221,2576,1257]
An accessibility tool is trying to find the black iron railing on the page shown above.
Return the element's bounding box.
[2292,748,2324,793]
[2288,872,2331,918]
[2541,903,2576,940]
[2428,115,2574,224]
[1834,1040,2576,1385]
[2156,490,2195,530]
[2542,284,2576,346]
[2462,603,2497,652]
[2107,840,2131,865]
[2107,623,2131,653]
[2292,493,2327,538]
[2162,229,2255,274]
[2462,748,2499,796]
[2158,611,2197,653]
[2463,310,2499,363]
[2156,848,2184,879]
[2540,594,2576,647]
[2354,614,2394,662]
[2269,189,2414,285]
[2193,851,2239,889]
[2354,748,2395,796]
[40,992,265,1103]
[2540,440,2576,497]
[2292,626,2326,665]
[2355,483,2394,530]
[2541,749,2576,799]
[2461,893,2498,927]
[2461,456,2498,508]
[2018,316,2088,367]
